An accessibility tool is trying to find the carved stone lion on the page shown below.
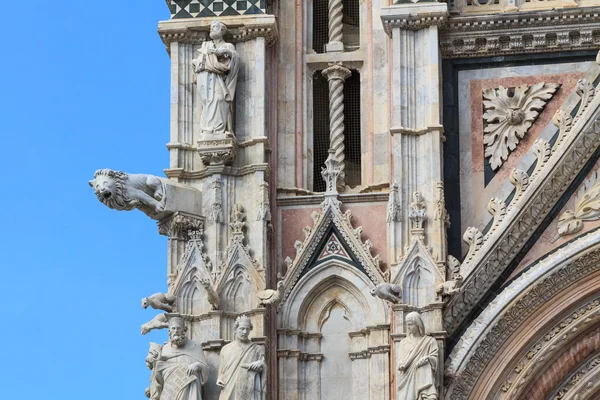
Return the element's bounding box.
[89,169,166,214]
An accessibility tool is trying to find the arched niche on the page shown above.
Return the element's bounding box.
[176,269,212,315]
[402,256,436,307]
[219,264,252,313]
[281,260,388,330]
[278,260,390,400]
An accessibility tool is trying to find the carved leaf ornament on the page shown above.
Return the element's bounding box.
[483,83,559,170]
[558,171,600,236]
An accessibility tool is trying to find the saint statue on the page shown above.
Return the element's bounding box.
[152,317,210,400]
[145,342,163,399]
[397,312,439,400]
[192,21,239,137]
[217,315,266,400]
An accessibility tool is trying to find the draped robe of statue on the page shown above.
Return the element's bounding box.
[192,39,239,136]
[217,340,266,400]
[153,339,209,400]
[397,334,439,400]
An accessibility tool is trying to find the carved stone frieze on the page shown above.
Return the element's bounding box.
[482,83,559,170]
[552,352,600,400]
[558,170,600,237]
[444,79,600,336]
[256,182,272,222]
[381,3,449,35]
[158,212,205,239]
[500,296,600,398]
[198,135,237,166]
[440,8,600,59]
[445,231,600,399]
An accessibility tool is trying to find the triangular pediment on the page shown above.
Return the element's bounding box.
[280,199,385,306]
[444,73,600,335]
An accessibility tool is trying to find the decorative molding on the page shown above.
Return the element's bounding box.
[485,197,507,239]
[158,15,278,51]
[256,182,272,222]
[166,0,266,19]
[443,78,600,336]
[380,3,449,35]
[551,351,600,400]
[508,169,530,210]
[440,7,600,59]
[164,163,271,181]
[558,170,600,236]
[482,83,559,170]
[158,211,205,240]
[500,297,600,398]
[445,230,600,399]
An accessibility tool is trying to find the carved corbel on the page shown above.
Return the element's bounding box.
[158,212,205,240]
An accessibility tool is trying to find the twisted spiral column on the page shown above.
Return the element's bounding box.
[322,63,351,188]
[327,0,344,51]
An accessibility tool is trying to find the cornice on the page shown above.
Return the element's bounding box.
[380,3,449,35]
[441,7,600,58]
[443,78,600,336]
[158,14,278,51]
[164,163,271,180]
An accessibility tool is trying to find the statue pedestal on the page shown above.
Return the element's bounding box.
[198,133,237,166]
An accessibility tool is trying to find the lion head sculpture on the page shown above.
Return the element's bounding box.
[89,169,137,211]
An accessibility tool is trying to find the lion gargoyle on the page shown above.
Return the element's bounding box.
[89,169,166,217]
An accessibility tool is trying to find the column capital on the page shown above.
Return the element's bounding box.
[321,62,352,82]
[380,3,448,35]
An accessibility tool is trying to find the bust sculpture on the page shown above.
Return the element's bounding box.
[192,21,239,137]
[151,317,209,400]
[397,312,439,400]
[217,315,266,399]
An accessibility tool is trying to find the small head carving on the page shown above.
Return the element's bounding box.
[405,312,425,337]
[142,298,149,309]
[234,315,253,343]
[210,21,227,41]
[168,317,188,347]
[145,342,163,370]
[507,107,525,125]
[369,287,377,297]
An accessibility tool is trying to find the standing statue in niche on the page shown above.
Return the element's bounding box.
[397,312,439,400]
[152,317,209,400]
[217,315,266,400]
[192,21,239,137]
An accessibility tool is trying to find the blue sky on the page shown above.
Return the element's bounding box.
[0,2,176,398]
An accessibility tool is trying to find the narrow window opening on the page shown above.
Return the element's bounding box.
[313,71,330,192]
[313,0,360,53]
[313,70,362,192]
[344,70,361,188]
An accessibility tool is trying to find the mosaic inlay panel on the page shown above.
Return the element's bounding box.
[168,0,266,18]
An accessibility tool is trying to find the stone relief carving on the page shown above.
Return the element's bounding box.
[558,170,600,236]
[158,213,205,240]
[433,181,450,227]
[89,169,166,216]
[370,283,402,304]
[216,315,266,399]
[142,292,177,313]
[508,169,530,209]
[436,255,463,301]
[485,197,507,239]
[409,191,426,230]
[257,280,284,307]
[141,313,169,335]
[462,227,483,267]
[397,312,439,400]
[208,178,223,225]
[387,182,402,223]
[199,278,220,310]
[192,21,239,138]
[151,316,209,400]
[145,342,163,399]
[482,82,559,170]
[256,182,271,222]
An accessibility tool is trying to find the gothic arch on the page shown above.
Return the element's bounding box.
[278,260,390,400]
[219,264,252,312]
[445,229,600,399]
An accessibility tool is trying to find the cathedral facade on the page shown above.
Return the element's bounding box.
[90,0,600,398]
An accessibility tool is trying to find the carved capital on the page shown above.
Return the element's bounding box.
[321,62,351,82]
[198,136,237,166]
[158,212,205,239]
